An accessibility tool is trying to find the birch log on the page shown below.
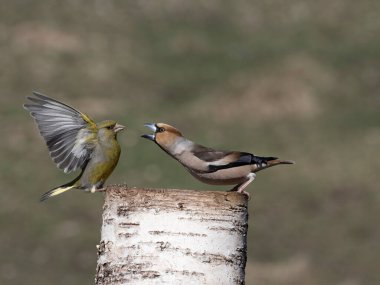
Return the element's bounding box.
[95,186,249,285]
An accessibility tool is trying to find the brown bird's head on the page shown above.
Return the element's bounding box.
[142,123,183,149]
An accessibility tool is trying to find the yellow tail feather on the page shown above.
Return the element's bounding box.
[40,185,75,202]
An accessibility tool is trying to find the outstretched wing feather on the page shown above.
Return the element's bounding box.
[24,92,97,173]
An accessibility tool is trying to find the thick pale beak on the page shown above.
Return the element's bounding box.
[113,123,125,133]
[141,123,156,141]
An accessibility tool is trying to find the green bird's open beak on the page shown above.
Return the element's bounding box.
[114,123,125,133]
[141,123,156,141]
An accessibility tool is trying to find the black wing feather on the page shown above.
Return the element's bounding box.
[208,153,278,172]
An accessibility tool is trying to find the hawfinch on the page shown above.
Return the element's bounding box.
[142,123,294,197]
[24,92,125,201]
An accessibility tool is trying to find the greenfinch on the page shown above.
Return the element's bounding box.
[24,92,125,201]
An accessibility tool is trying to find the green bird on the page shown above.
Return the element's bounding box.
[24,92,125,201]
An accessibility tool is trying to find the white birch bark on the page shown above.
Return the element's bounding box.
[95,186,249,285]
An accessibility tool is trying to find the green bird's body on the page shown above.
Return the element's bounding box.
[24,92,125,201]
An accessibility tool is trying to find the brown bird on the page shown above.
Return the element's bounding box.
[142,123,294,197]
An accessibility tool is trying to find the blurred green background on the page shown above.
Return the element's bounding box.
[1,1,379,284]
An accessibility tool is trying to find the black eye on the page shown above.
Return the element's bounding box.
[158,127,165,132]
[107,125,113,130]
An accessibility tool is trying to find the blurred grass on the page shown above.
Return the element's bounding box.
[1,1,379,284]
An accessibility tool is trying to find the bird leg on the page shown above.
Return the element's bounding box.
[91,186,107,193]
[229,173,256,199]
[228,184,241,192]
[83,186,106,193]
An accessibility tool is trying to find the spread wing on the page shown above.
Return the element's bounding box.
[24,92,98,173]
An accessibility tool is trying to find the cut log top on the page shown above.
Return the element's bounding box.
[104,185,248,212]
[96,186,249,285]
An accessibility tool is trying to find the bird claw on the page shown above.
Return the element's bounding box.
[83,187,106,193]
[91,187,106,193]
[227,187,251,200]
[238,190,251,201]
